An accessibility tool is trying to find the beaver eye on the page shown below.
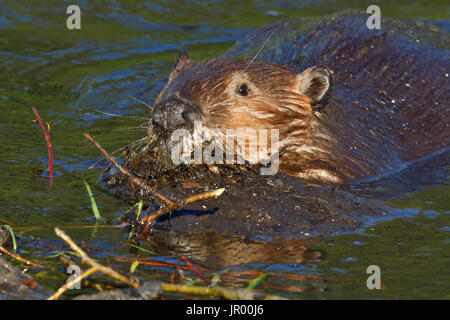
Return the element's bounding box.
[237,84,250,96]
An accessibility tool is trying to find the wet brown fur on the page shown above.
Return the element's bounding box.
[151,56,347,183]
[149,19,449,184]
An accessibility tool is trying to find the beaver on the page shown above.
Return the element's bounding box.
[149,11,449,185]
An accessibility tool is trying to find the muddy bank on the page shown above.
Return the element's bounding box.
[0,256,41,300]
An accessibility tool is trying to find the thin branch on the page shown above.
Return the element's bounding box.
[83,133,175,207]
[32,107,53,184]
[47,267,97,300]
[140,188,225,234]
[15,223,127,233]
[48,229,288,300]
[114,257,198,272]
[161,283,286,300]
[53,228,138,288]
[180,255,211,284]
[0,246,43,268]
[82,133,226,236]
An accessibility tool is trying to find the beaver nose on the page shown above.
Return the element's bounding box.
[152,98,199,131]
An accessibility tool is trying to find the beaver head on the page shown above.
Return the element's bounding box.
[150,51,341,183]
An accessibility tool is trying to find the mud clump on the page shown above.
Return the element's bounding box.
[101,142,390,241]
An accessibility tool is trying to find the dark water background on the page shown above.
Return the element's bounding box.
[0,0,448,299]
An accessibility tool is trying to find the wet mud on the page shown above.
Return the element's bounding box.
[0,257,41,300]
[104,163,390,242]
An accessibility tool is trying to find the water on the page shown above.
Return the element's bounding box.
[0,0,448,299]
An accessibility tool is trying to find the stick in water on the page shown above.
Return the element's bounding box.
[32,107,54,184]
[82,133,225,235]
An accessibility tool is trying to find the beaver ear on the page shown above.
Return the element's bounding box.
[173,50,191,70]
[169,50,191,82]
[296,66,332,103]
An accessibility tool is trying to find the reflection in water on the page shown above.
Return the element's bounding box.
[151,230,324,265]
[147,230,327,293]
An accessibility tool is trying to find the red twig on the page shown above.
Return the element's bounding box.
[32,107,53,181]
[180,255,211,284]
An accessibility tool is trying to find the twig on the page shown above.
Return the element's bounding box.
[0,218,18,227]
[83,133,175,207]
[32,107,53,183]
[161,283,286,300]
[114,257,200,272]
[47,267,97,300]
[82,133,225,235]
[140,188,225,234]
[15,223,128,232]
[53,228,138,288]
[48,227,140,300]
[0,246,43,268]
[48,229,288,300]
[180,255,211,285]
